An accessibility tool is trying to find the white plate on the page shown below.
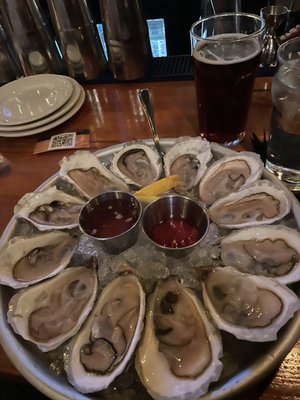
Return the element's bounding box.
[0,74,73,125]
[0,140,299,400]
[0,78,82,132]
[0,87,85,138]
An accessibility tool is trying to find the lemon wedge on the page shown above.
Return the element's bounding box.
[135,175,181,203]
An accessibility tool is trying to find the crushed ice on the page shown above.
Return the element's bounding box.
[76,223,221,293]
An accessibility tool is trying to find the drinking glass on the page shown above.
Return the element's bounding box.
[190,13,265,146]
[266,37,300,192]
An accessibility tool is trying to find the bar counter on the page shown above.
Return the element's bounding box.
[0,77,299,399]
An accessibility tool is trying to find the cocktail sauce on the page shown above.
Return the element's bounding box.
[150,219,200,248]
[83,198,139,238]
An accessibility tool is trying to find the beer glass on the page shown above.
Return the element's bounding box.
[190,13,265,146]
[266,37,300,192]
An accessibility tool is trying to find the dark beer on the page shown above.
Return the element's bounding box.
[192,34,261,146]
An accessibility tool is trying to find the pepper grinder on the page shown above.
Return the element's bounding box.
[260,5,289,67]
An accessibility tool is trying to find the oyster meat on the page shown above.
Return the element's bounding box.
[164,137,212,192]
[136,279,223,400]
[7,266,98,351]
[59,150,129,199]
[0,231,77,289]
[14,186,86,231]
[209,180,291,228]
[64,274,145,393]
[221,225,300,285]
[202,266,299,342]
[110,143,162,187]
[199,152,263,205]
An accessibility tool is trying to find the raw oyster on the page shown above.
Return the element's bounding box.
[209,180,291,228]
[110,143,162,187]
[136,279,223,400]
[221,225,300,285]
[59,150,129,199]
[0,231,77,289]
[7,266,98,352]
[14,186,86,231]
[64,274,145,393]
[202,266,299,342]
[164,137,212,192]
[199,151,263,205]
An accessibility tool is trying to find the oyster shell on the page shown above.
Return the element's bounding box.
[59,150,129,199]
[202,266,299,342]
[14,186,86,231]
[136,279,223,400]
[164,137,212,192]
[209,180,291,228]
[199,151,263,205]
[64,274,145,393]
[220,225,300,285]
[0,231,77,289]
[7,266,98,352]
[110,143,162,187]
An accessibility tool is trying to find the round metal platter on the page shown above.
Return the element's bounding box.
[0,139,299,400]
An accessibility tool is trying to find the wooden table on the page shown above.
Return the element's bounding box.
[0,77,299,399]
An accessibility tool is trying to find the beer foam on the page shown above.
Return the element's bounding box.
[193,33,261,65]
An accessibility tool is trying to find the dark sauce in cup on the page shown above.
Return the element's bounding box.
[83,198,139,238]
[150,219,200,248]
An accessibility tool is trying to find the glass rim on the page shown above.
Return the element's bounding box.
[260,5,289,16]
[190,12,265,42]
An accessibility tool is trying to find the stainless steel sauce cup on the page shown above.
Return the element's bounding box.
[142,194,210,257]
[79,191,142,255]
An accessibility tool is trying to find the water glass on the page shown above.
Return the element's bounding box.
[266,37,300,192]
[190,13,265,146]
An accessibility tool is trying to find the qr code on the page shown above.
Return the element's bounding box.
[48,132,76,150]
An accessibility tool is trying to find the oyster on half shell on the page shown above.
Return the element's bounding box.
[14,186,86,231]
[59,151,129,199]
[0,231,77,289]
[202,266,299,342]
[136,279,223,400]
[199,151,263,205]
[64,274,145,393]
[221,225,300,285]
[164,137,212,192]
[110,142,163,187]
[7,266,98,352]
[209,180,291,228]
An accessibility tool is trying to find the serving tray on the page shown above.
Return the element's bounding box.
[0,139,299,400]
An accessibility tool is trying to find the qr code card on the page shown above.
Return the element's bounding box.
[48,132,76,150]
[33,130,90,154]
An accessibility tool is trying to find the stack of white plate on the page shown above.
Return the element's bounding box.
[0,74,85,138]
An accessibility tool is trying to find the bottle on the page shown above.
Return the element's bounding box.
[0,21,22,85]
[47,0,107,80]
[99,0,152,80]
[0,0,64,76]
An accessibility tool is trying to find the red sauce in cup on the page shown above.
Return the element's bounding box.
[150,219,200,248]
